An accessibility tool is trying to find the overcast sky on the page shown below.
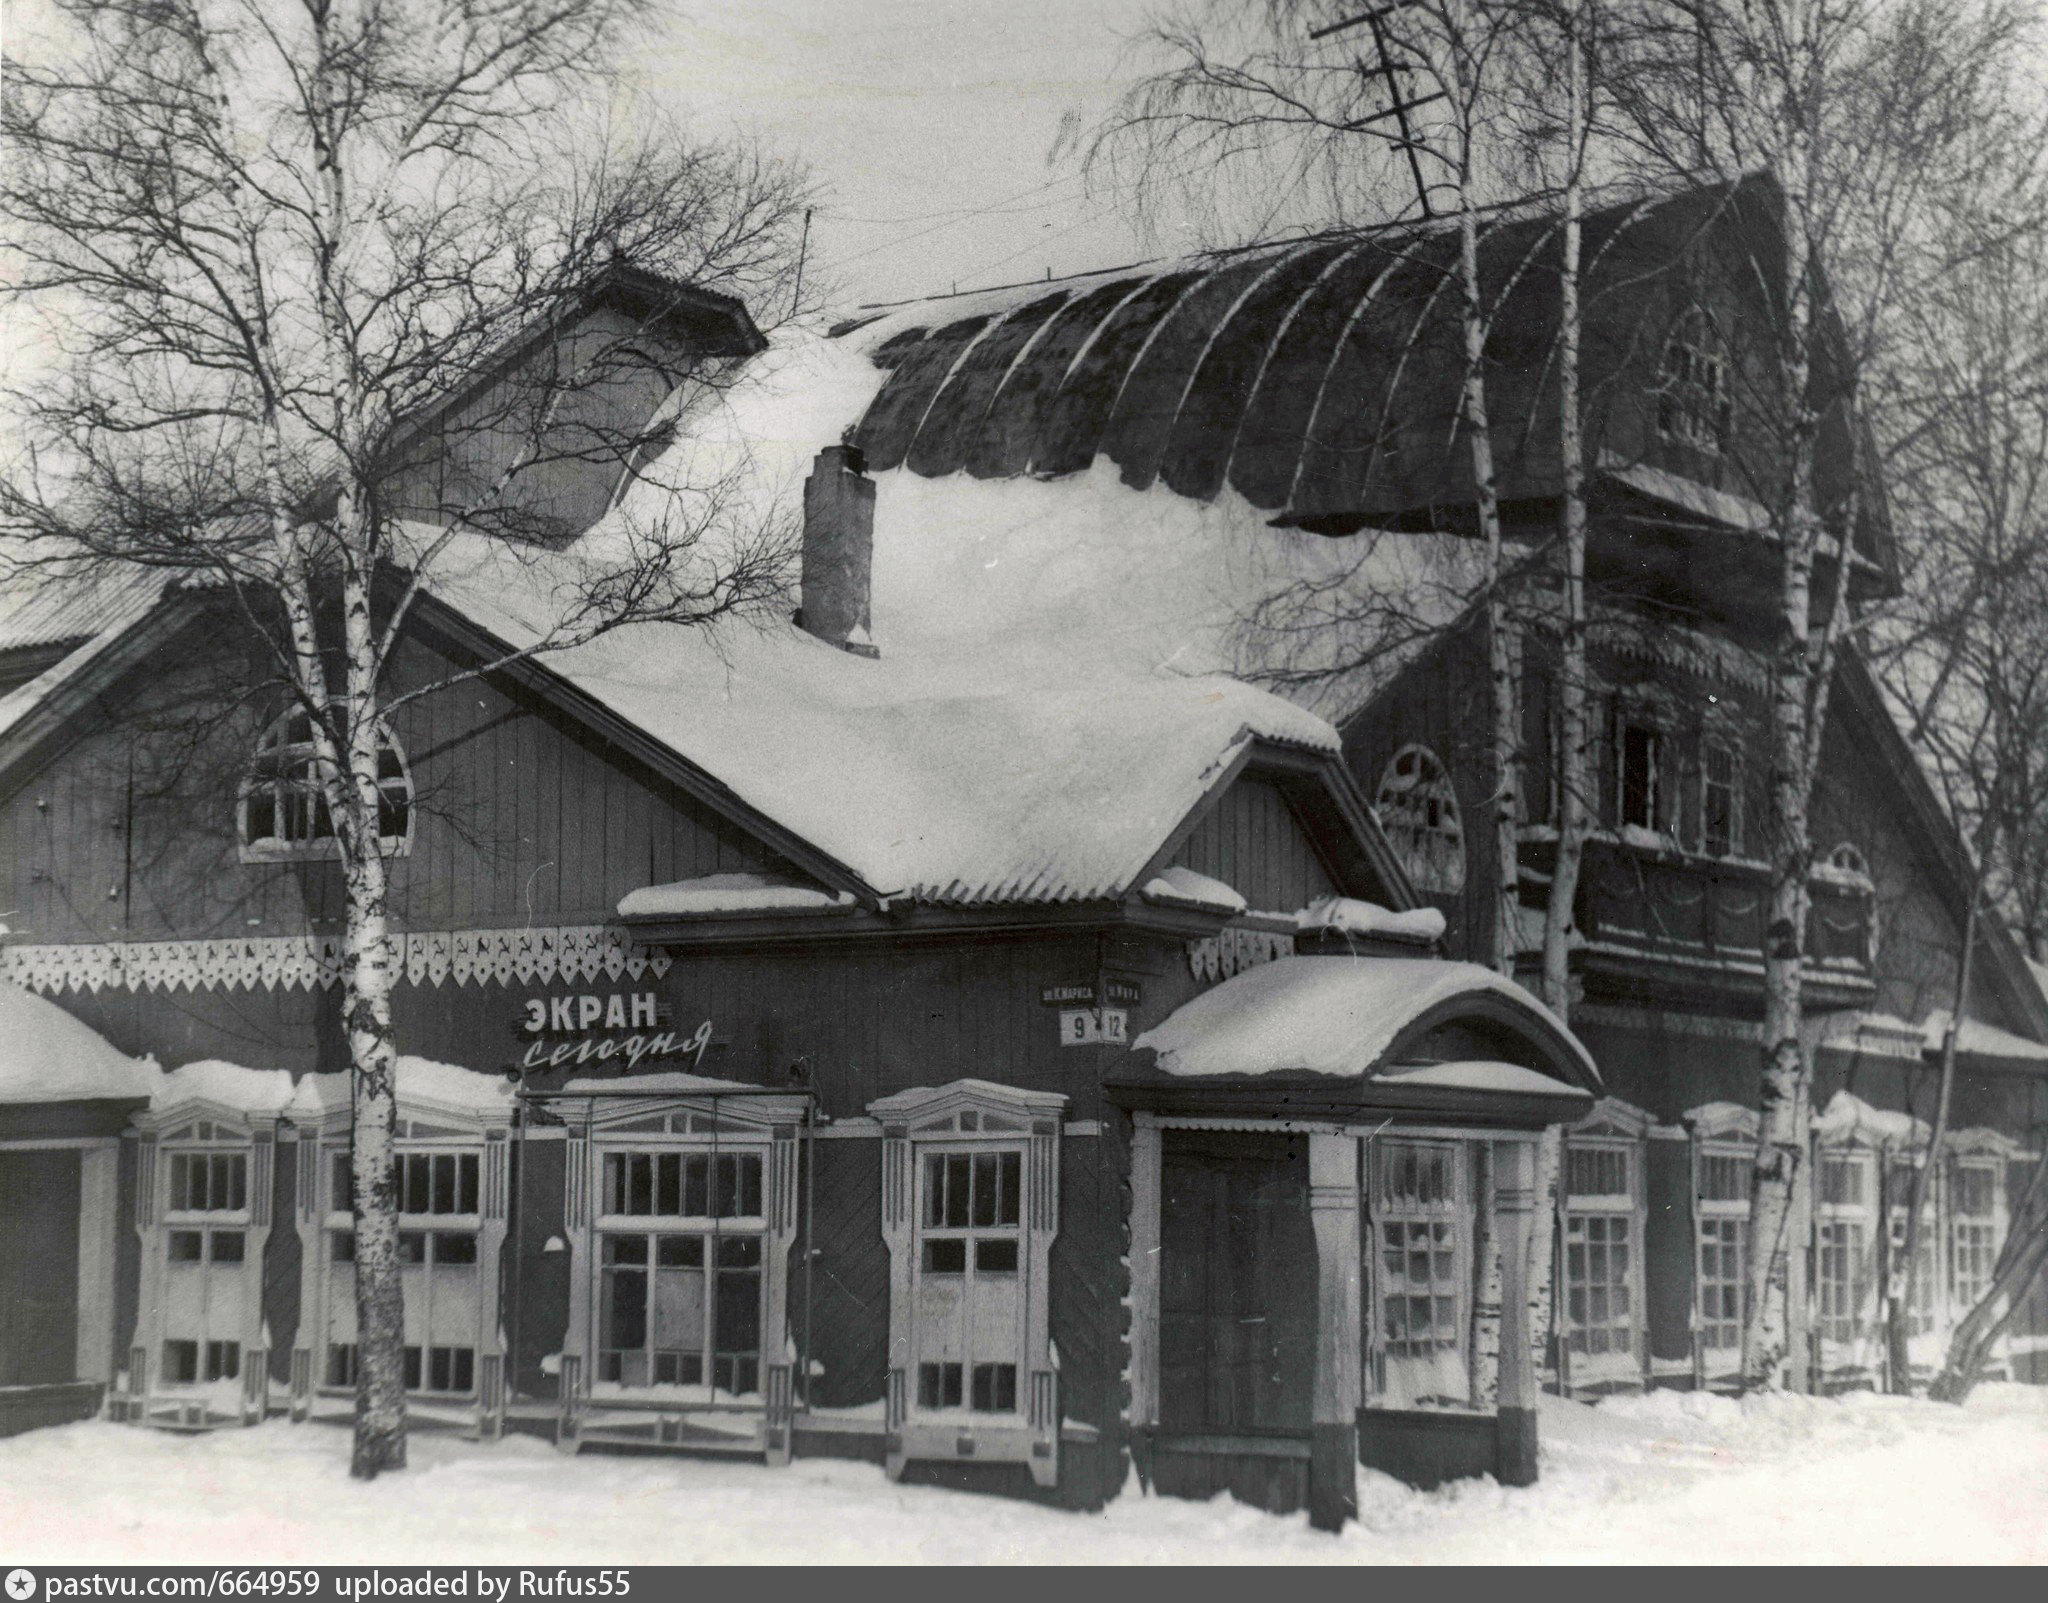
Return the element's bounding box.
[633,0,1185,313]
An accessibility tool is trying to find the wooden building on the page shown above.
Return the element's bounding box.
[0,174,2040,1528]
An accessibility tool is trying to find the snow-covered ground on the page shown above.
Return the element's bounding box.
[2,1388,2044,1565]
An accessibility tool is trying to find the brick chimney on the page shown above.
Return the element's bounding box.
[800,443,879,658]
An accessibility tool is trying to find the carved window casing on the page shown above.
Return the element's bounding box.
[1363,1136,1471,1409]
[1559,1099,1652,1388]
[293,1094,513,1432]
[238,705,413,862]
[130,1103,280,1425]
[1687,1104,1758,1375]
[872,1080,1065,1487]
[1815,1151,1877,1347]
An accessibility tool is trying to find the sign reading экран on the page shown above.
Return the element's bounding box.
[517,989,713,1073]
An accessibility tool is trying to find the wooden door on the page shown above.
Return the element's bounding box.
[0,1149,81,1387]
[1157,1130,1315,1434]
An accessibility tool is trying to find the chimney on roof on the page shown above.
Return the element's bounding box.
[800,443,879,659]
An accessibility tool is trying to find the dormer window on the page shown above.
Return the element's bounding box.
[238,706,412,861]
[1375,746,1465,894]
[1658,316,1733,453]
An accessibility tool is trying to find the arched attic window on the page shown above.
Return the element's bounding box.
[238,706,412,862]
[1375,745,1465,895]
[1658,307,1733,454]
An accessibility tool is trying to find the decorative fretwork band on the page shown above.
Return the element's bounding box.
[1186,927,1295,984]
[0,925,673,995]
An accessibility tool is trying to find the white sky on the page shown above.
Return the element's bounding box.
[631,0,1186,311]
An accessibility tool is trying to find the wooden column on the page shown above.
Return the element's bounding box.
[1494,1138,1539,1486]
[74,1142,120,1385]
[1127,1119,1161,1442]
[1307,1132,1361,1532]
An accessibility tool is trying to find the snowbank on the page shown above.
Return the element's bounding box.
[617,872,856,919]
[0,981,159,1103]
[1815,1089,1927,1148]
[1295,895,1446,943]
[0,1385,2043,1563]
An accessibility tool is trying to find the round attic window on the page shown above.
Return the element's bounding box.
[1375,744,1465,895]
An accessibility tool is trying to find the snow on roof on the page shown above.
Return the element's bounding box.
[617,873,857,920]
[1133,954,1594,1084]
[286,1057,515,1119]
[1296,895,1446,943]
[1141,866,1248,917]
[1814,1010,1927,1061]
[0,565,174,744]
[1379,1060,1588,1097]
[552,1070,781,1097]
[1816,1089,1928,1148]
[154,1060,296,1115]
[1922,1010,2048,1066]
[427,522,1343,906]
[0,981,160,1103]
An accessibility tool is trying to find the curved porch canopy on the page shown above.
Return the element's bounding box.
[1118,956,1598,1127]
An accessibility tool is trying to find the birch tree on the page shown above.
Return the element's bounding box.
[0,0,811,1476]
[1602,0,2037,1390]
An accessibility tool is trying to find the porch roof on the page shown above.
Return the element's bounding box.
[1117,956,1598,1127]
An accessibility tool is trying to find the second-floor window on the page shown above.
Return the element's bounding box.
[1616,716,1667,835]
[239,706,412,861]
[1659,324,1733,453]
[1701,740,1741,856]
[1376,745,1466,895]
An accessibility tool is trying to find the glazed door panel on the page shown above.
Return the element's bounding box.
[1156,1131,1315,1434]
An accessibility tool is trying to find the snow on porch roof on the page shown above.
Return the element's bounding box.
[1132,955,1598,1088]
[0,980,160,1103]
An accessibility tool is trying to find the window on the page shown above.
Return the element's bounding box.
[1617,717,1666,834]
[1696,1146,1753,1356]
[168,1152,247,1214]
[239,705,411,859]
[1702,740,1740,856]
[1375,746,1465,894]
[907,1146,1027,1416]
[1371,1140,1466,1406]
[1563,1142,1637,1364]
[331,1150,480,1216]
[1826,842,1871,881]
[1816,1152,1876,1348]
[1658,322,1733,452]
[593,1144,768,1399]
[1950,1160,2000,1312]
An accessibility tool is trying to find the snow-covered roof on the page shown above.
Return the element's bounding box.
[286,1057,515,1119]
[1378,1060,1587,1097]
[0,981,160,1103]
[553,1070,783,1097]
[1922,1009,2048,1067]
[0,565,175,745]
[1295,895,1446,944]
[1816,1089,1928,1148]
[153,1060,296,1115]
[1141,866,1248,917]
[617,873,857,920]
[1132,955,1596,1086]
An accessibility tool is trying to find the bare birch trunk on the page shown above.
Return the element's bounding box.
[1458,196,1519,979]
[1540,2,1588,1024]
[1889,870,1981,1390]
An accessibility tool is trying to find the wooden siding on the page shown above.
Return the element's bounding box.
[1168,777,1339,915]
[0,619,796,948]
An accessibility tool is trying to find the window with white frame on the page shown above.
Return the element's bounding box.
[1885,1158,1936,1337]
[594,1147,765,1397]
[912,1146,1025,1415]
[239,705,412,860]
[1562,1141,1637,1363]
[161,1141,253,1386]
[1370,1139,1467,1407]
[1375,745,1465,895]
[1696,1146,1752,1355]
[1816,1152,1874,1345]
[1658,318,1733,453]
[324,1146,485,1396]
[1948,1159,2001,1313]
